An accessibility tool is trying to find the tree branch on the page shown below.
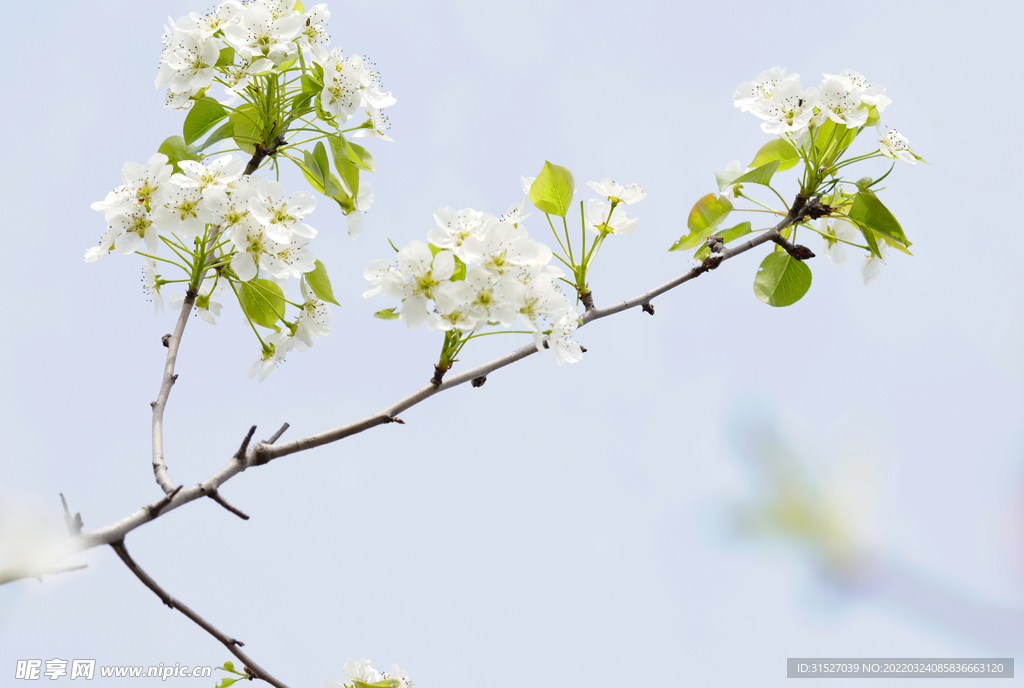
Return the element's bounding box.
[110,541,290,688]
[0,201,815,583]
[152,288,197,494]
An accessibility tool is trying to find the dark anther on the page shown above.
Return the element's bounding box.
[471,376,487,388]
[641,302,655,316]
[161,334,171,347]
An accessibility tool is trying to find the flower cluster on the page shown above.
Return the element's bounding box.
[733,67,917,163]
[365,187,584,365]
[89,152,332,381]
[322,658,411,688]
[157,0,394,120]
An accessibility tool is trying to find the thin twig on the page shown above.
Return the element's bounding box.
[110,541,290,688]
[152,288,198,494]
[265,423,290,445]
[207,490,251,520]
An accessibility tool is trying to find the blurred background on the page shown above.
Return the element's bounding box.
[1,0,1022,685]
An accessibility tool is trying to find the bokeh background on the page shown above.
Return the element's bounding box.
[2,0,1023,685]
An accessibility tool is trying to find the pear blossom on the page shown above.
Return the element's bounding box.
[363,258,396,298]
[295,279,330,346]
[824,69,891,112]
[818,218,860,266]
[876,124,917,164]
[169,282,224,325]
[382,240,456,328]
[297,4,331,61]
[156,29,222,102]
[351,107,393,142]
[535,312,584,366]
[110,208,161,256]
[248,179,317,243]
[752,81,819,137]
[587,178,646,205]
[152,186,209,240]
[502,273,574,332]
[862,239,887,285]
[201,180,258,230]
[121,153,173,211]
[222,3,302,65]
[171,155,246,193]
[322,658,397,688]
[501,197,531,226]
[734,66,801,113]
[345,181,375,239]
[142,259,165,314]
[320,51,396,122]
[428,280,482,332]
[817,78,867,128]
[464,268,517,326]
[171,2,244,39]
[227,216,291,281]
[585,199,637,236]
[460,218,552,276]
[222,56,274,95]
[427,207,493,258]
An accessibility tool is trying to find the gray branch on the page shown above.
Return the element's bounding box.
[110,540,290,688]
[152,288,197,494]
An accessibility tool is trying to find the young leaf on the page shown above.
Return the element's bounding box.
[847,192,911,253]
[313,141,342,196]
[753,252,812,307]
[731,159,780,187]
[215,679,239,688]
[749,139,799,172]
[230,103,262,155]
[669,194,733,251]
[183,97,227,146]
[238,279,285,329]
[194,120,235,152]
[714,169,743,192]
[157,136,201,174]
[693,221,752,261]
[329,135,360,198]
[305,260,340,305]
[215,46,235,67]
[529,161,575,217]
[374,307,400,320]
[342,138,376,172]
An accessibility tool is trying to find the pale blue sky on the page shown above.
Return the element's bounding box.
[1,1,1022,686]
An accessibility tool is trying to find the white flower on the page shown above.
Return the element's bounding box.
[536,311,583,366]
[426,207,493,259]
[169,282,224,325]
[172,154,246,193]
[156,29,222,101]
[818,218,859,266]
[586,178,646,205]
[521,176,535,195]
[585,199,637,236]
[321,658,384,688]
[320,51,396,123]
[861,239,887,285]
[501,197,531,226]
[223,57,275,95]
[502,273,574,332]
[248,178,317,243]
[817,78,868,128]
[350,107,393,142]
[382,241,456,328]
[152,187,209,241]
[222,3,302,65]
[142,259,164,314]
[752,81,819,138]
[460,218,552,277]
[227,216,291,281]
[734,66,801,113]
[345,181,375,239]
[876,124,917,164]
[428,281,482,332]
[201,179,258,229]
[824,69,891,112]
[297,4,331,60]
[295,278,330,347]
[464,268,517,326]
[121,153,173,211]
[363,258,395,298]
[109,208,160,255]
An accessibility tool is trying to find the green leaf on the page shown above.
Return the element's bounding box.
[374,307,400,320]
[749,138,800,172]
[230,103,262,155]
[301,74,323,94]
[238,279,285,329]
[452,254,467,281]
[529,161,575,217]
[714,169,743,192]
[753,252,812,307]
[342,139,376,172]
[215,47,235,67]
[313,141,341,196]
[731,159,780,187]
[305,260,340,305]
[219,662,242,676]
[314,95,338,127]
[669,193,733,252]
[157,136,200,175]
[194,120,235,152]
[847,192,911,254]
[814,119,858,160]
[183,97,227,146]
[693,221,753,261]
[329,135,360,198]
[293,0,305,11]
[353,680,400,688]
[215,679,239,688]
[289,91,314,120]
